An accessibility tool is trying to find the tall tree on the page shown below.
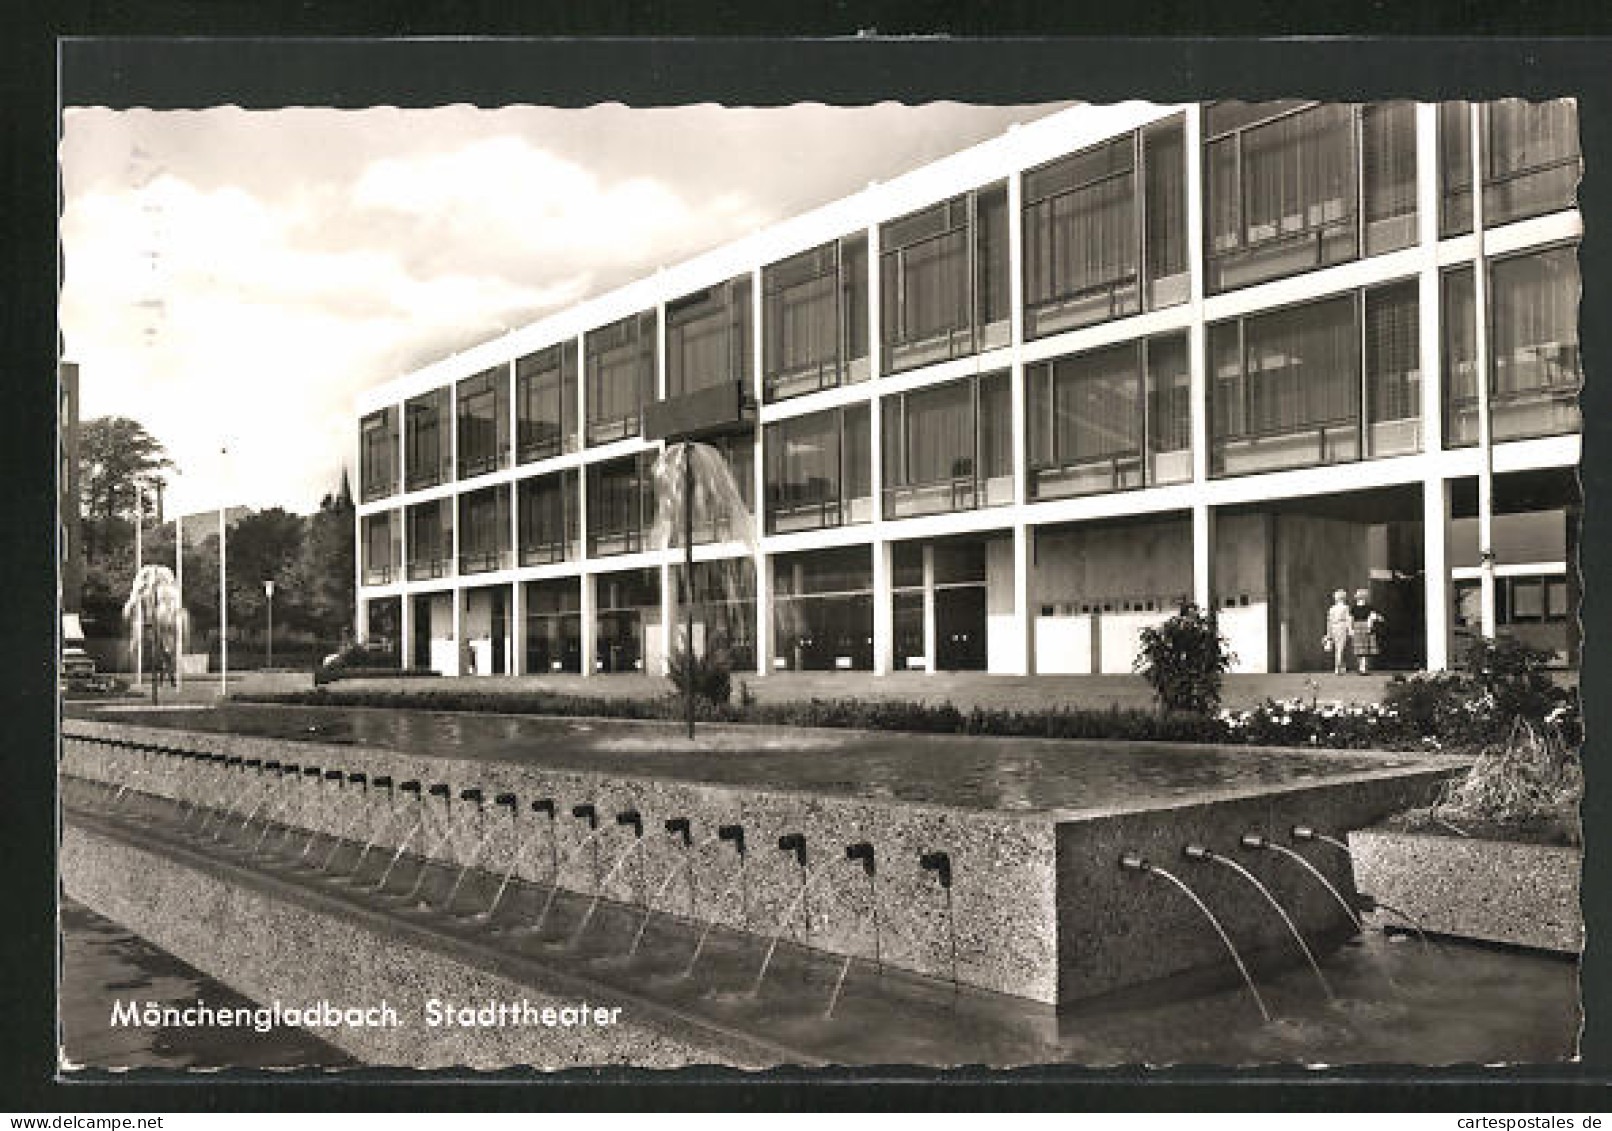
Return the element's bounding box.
[286,472,355,644]
[79,417,174,558]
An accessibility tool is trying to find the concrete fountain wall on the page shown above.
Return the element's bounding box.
[61,719,1453,1007]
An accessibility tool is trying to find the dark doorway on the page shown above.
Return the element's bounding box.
[935,585,987,671]
[490,589,508,676]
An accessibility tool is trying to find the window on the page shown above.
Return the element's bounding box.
[881,183,1010,374]
[1209,295,1361,475]
[587,454,654,557]
[1491,245,1582,442]
[1364,280,1422,457]
[1027,332,1191,498]
[516,342,578,462]
[762,235,869,401]
[525,579,582,674]
[880,371,1012,519]
[1362,102,1419,254]
[1204,102,1364,292]
[1024,121,1188,339]
[585,311,657,446]
[360,408,398,501]
[517,470,578,566]
[595,568,660,673]
[457,486,510,574]
[764,404,871,534]
[456,367,509,479]
[667,275,752,397]
[671,558,756,672]
[694,432,756,542]
[1443,245,1581,448]
[404,388,451,490]
[362,512,397,585]
[406,499,453,581]
[1441,99,1581,236]
[772,546,874,672]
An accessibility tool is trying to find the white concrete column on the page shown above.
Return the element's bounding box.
[580,571,597,678]
[1470,102,1498,639]
[399,592,414,670]
[1008,160,1030,510]
[872,539,893,676]
[867,220,881,380]
[659,561,675,677]
[921,544,937,674]
[510,580,526,676]
[754,552,773,678]
[1423,477,1453,671]
[1416,102,1444,456]
[1185,104,1211,487]
[1010,522,1034,676]
[1192,501,1216,613]
[450,586,463,678]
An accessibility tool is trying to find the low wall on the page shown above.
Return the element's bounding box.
[61,819,786,1068]
[1349,829,1584,954]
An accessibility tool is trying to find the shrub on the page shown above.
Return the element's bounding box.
[668,643,734,708]
[1432,718,1583,844]
[1461,635,1565,724]
[1134,604,1235,715]
[313,641,403,686]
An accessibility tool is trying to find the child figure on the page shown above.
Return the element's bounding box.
[1325,589,1352,675]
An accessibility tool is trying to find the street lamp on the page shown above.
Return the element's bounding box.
[263,579,276,670]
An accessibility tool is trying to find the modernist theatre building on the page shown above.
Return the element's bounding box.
[354,100,1581,680]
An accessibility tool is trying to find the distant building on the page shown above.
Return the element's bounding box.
[59,362,83,614]
[355,100,1582,678]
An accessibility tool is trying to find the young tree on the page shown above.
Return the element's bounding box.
[286,471,356,643]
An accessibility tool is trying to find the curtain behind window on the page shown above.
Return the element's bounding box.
[1366,281,1420,424]
[904,380,974,484]
[1492,247,1580,397]
[1053,344,1141,463]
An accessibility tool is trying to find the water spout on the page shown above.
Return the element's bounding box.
[1121,852,1272,1023]
[1242,832,1363,933]
[1186,843,1334,1000]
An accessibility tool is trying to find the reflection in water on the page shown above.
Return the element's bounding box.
[78,703,1434,815]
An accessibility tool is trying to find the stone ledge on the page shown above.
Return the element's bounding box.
[1348,829,1583,954]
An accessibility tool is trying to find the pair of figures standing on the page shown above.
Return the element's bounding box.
[1325,588,1384,675]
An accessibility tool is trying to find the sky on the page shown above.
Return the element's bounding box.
[60,100,1069,518]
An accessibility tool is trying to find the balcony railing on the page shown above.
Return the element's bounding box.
[405,456,453,492]
[1026,276,1139,339]
[1211,418,1360,476]
[1208,208,1357,293]
[519,540,576,567]
[586,413,640,447]
[407,557,453,582]
[458,548,512,575]
[361,475,396,503]
[457,444,509,480]
[362,564,396,586]
[1030,453,1146,500]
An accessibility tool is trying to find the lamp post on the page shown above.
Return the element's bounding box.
[264,579,276,670]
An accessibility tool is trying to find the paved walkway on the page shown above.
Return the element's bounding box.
[328,670,1405,712]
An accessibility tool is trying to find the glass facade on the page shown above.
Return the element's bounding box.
[1024,119,1188,339]
[1210,281,1423,477]
[516,342,578,463]
[762,236,869,401]
[672,558,757,673]
[586,311,657,446]
[1444,244,1582,447]
[772,547,874,672]
[1028,332,1192,498]
[525,578,582,674]
[457,485,511,574]
[404,388,452,491]
[1441,99,1580,237]
[517,470,579,566]
[587,453,654,557]
[764,405,871,534]
[595,569,659,674]
[882,371,1012,518]
[362,511,398,585]
[360,408,397,501]
[667,275,753,397]
[456,366,510,479]
[880,183,1010,374]
[406,499,453,581]
[1205,101,1416,294]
